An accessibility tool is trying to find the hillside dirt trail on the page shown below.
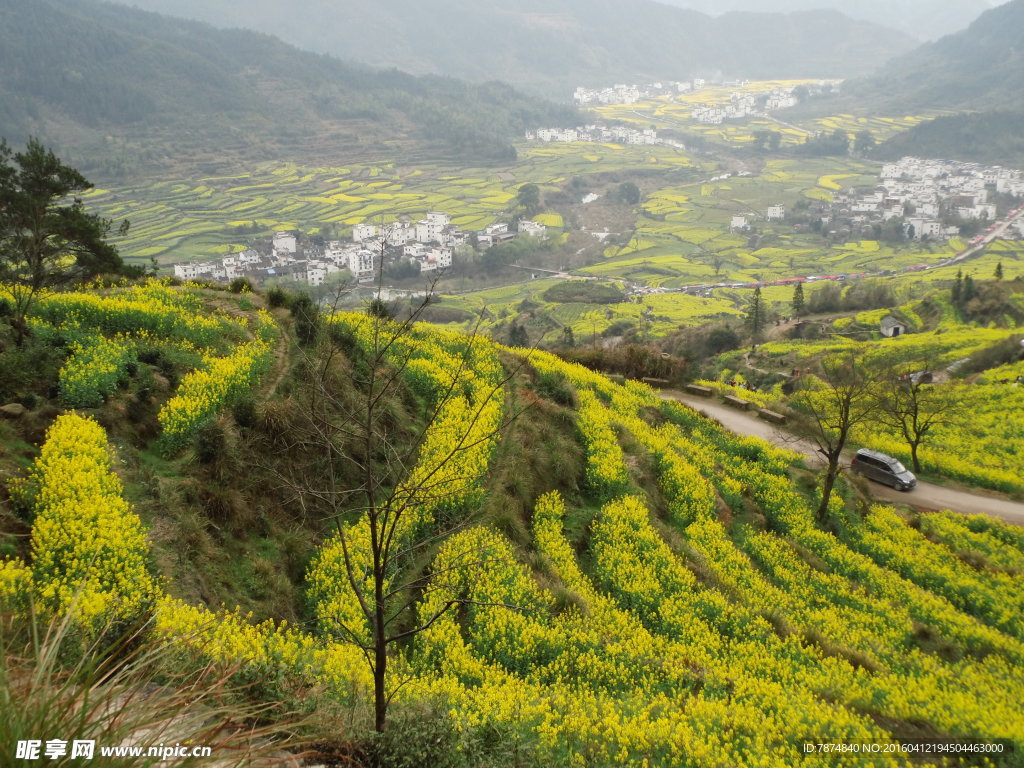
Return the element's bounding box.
[661,391,1024,526]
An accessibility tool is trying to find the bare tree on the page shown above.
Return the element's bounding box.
[872,362,964,473]
[264,284,524,734]
[790,354,876,520]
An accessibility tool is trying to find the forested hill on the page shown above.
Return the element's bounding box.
[847,0,1024,166]
[846,0,1024,113]
[111,0,916,98]
[0,0,580,177]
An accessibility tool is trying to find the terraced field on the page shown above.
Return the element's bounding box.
[92,145,701,267]
[6,288,1024,766]
[576,156,959,288]
[439,279,742,341]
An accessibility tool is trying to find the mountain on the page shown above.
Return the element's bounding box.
[0,0,580,177]
[846,0,1024,165]
[109,0,917,98]
[873,112,1024,167]
[848,0,1024,113]
[655,0,1000,42]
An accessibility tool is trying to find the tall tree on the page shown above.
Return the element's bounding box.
[952,268,963,304]
[962,274,976,305]
[744,286,767,339]
[995,261,1004,281]
[790,354,876,520]
[0,138,130,344]
[872,361,966,473]
[791,282,806,316]
[270,298,520,735]
[515,182,541,214]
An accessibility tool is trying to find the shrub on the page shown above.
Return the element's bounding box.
[291,294,321,345]
[266,286,289,308]
[542,281,625,305]
[228,277,253,294]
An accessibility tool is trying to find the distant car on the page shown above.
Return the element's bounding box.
[851,448,916,491]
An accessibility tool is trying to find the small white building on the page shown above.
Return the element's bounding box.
[307,265,327,287]
[730,216,749,231]
[273,231,297,254]
[419,247,453,272]
[765,204,785,221]
[352,223,377,243]
[174,262,216,281]
[880,315,907,338]
[518,220,548,239]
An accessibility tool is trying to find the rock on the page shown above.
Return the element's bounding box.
[0,403,27,419]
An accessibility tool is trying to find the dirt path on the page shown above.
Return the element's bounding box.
[662,391,1024,526]
[260,311,292,400]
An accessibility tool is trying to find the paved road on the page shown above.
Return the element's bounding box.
[662,392,1024,526]
[949,208,1024,265]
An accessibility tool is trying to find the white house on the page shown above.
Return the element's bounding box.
[518,220,548,239]
[352,223,377,243]
[174,262,216,281]
[418,247,453,272]
[307,265,327,287]
[730,215,749,231]
[348,250,376,282]
[906,218,942,239]
[766,205,785,221]
[273,231,297,254]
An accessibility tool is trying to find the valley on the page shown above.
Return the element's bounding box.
[2,0,1024,765]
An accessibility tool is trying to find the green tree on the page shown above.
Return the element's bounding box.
[616,182,641,205]
[561,325,576,347]
[995,261,1004,280]
[791,282,806,316]
[962,274,976,305]
[516,182,541,213]
[952,268,963,304]
[0,138,130,344]
[854,130,876,154]
[508,322,529,347]
[744,286,767,339]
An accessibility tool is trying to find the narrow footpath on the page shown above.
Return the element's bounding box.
[662,391,1024,526]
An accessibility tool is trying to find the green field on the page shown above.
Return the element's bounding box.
[577,156,959,289]
[94,144,704,266]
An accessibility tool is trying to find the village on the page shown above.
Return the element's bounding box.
[725,156,1024,246]
[171,211,549,287]
[834,156,1024,242]
[571,77,840,125]
[524,124,685,149]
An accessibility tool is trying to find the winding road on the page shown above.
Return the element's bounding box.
[662,391,1024,526]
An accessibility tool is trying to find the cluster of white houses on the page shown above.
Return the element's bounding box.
[172,212,548,286]
[832,157,1023,241]
[572,80,713,106]
[691,86,807,125]
[525,124,685,149]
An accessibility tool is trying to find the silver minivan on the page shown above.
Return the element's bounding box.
[851,448,917,491]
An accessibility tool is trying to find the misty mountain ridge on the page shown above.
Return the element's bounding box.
[861,0,1024,166]
[110,0,917,98]
[0,0,580,177]
[655,0,1003,42]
